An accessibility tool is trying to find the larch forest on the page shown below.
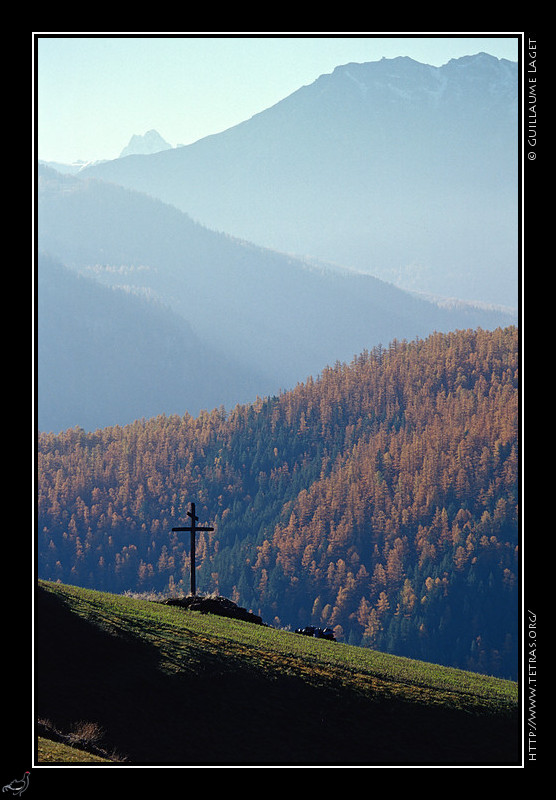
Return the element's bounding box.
[37,327,519,680]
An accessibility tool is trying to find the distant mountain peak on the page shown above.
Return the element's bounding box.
[119,129,173,159]
[80,52,518,309]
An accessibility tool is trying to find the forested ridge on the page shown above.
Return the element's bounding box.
[37,327,519,679]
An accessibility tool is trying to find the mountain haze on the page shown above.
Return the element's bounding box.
[37,253,266,432]
[37,164,515,431]
[81,53,518,309]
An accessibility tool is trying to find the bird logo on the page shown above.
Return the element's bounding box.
[2,773,30,797]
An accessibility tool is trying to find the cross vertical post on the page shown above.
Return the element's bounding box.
[189,510,196,596]
[172,502,214,596]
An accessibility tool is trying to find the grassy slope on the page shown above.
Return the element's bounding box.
[35,581,520,766]
[37,737,113,764]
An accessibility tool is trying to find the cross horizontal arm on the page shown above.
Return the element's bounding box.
[172,526,214,532]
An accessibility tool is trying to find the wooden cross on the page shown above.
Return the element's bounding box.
[172,502,214,596]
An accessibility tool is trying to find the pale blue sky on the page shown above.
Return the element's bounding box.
[35,33,521,164]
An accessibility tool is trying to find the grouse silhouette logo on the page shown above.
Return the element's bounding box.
[2,773,30,796]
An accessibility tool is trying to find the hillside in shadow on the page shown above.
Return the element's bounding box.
[35,585,520,766]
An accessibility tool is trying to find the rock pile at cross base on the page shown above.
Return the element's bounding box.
[161,595,264,625]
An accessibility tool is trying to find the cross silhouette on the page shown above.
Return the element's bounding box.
[172,502,214,596]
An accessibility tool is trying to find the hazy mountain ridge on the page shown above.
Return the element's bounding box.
[37,163,516,431]
[37,252,267,432]
[80,53,518,308]
[38,158,108,175]
[39,130,173,174]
